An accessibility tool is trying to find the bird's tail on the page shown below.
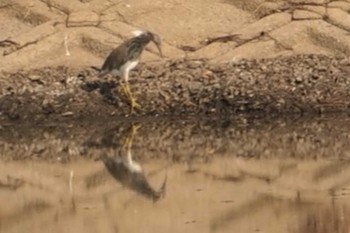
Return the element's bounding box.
[90,66,107,78]
[97,70,108,78]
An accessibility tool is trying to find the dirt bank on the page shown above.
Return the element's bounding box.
[0,54,349,122]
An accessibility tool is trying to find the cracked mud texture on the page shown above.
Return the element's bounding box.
[0,54,350,122]
[1,0,350,72]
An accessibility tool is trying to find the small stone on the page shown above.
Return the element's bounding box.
[295,76,303,83]
[67,11,100,27]
[28,75,41,81]
[202,70,214,78]
[339,57,350,65]
[61,111,74,116]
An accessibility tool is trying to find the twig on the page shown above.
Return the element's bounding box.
[64,33,71,56]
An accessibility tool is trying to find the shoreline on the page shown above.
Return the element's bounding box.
[0,54,349,122]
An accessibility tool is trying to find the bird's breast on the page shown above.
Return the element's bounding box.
[121,60,139,73]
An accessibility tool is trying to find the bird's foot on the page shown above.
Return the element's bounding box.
[119,83,129,98]
[119,82,140,113]
[129,97,141,114]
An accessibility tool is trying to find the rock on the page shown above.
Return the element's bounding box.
[326,8,350,31]
[339,57,350,65]
[300,5,327,16]
[270,20,350,56]
[3,21,58,56]
[306,20,350,56]
[214,40,293,62]
[28,75,41,82]
[293,10,323,19]
[235,13,292,42]
[99,21,141,39]
[295,76,303,83]
[289,0,328,4]
[190,42,237,60]
[67,10,100,27]
[253,2,290,18]
[28,75,45,85]
[328,1,350,12]
[269,21,325,54]
[61,111,74,116]
[40,0,87,13]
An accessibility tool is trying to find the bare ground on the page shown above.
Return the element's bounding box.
[0,0,350,121]
[0,54,349,122]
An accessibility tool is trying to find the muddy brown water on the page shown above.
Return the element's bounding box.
[1,115,350,233]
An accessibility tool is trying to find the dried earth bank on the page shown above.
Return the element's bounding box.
[0,54,350,122]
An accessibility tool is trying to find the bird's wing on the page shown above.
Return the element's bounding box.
[100,44,129,74]
[125,38,145,61]
[98,37,146,77]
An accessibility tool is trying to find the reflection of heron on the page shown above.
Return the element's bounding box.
[102,124,167,202]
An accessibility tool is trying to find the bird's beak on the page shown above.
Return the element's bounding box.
[155,43,163,58]
[152,37,163,58]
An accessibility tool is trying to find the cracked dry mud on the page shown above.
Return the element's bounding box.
[0,0,350,120]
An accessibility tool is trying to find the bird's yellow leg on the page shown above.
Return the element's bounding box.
[119,83,130,99]
[120,82,139,113]
[125,81,141,113]
[120,71,141,113]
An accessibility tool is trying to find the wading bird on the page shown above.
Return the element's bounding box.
[98,30,163,113]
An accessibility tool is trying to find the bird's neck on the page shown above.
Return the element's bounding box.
[132,34,152,46]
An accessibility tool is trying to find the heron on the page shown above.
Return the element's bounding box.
[97,30,163,113]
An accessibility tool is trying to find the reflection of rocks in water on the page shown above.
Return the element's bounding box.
[102,124,167,202]
[297,205,350,233]
[84,124,131,150]
[4,115,350,162]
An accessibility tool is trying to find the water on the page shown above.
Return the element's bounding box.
[1,115,350,233]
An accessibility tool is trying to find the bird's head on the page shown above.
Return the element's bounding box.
[132,30,163,58]
[150,33,163,58]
